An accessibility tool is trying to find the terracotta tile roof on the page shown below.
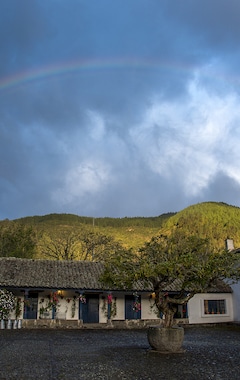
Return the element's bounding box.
[0,257,232,293]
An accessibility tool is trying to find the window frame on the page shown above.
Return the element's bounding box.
[201,298,229,317]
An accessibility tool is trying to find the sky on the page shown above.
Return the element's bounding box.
[1,0,240,220]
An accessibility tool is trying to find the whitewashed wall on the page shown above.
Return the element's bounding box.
[188,293,233,324]
[9,290,235,325]
[100,292,159,322]
[141,294,159,320]
[9,296,24,320]
[37,291,79,320]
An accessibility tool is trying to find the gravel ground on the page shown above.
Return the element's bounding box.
[0,325,240,380]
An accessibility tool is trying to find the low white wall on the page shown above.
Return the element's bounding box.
[141,294,159,320]
[188,293,234,324]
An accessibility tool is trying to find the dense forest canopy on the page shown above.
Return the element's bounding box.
[6,213,174,255]
[1,202,240,259]
[163,202,240,249]
[15,212,174,228]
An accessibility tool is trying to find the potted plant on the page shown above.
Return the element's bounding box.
[101,230,240,353]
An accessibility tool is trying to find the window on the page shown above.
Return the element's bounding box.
[204,299,226,315]
[174,304,188,319]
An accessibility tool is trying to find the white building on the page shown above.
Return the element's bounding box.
[0,257,237,328]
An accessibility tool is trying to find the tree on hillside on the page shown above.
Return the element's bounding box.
[0,221,37,259]
[101,230,240,328]
[79,230,123,261]
[39,231,80,260]
[40,229,123,261]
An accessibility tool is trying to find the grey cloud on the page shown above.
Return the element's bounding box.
[167,0,240,48]
[197,172,240,207]
[1,0,240,219]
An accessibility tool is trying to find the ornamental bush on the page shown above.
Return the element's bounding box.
[0,289,16,319]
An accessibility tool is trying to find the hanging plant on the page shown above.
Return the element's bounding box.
[79,294,86,304]
[71,296,77,318]
[15,297,22,319]
[23,299,31,308]
[38,292,60,315]
[107,294,112,304]
[101,295,117,318]
[46,291,59,310]
[133,300,141,312]
[133,292,141,312]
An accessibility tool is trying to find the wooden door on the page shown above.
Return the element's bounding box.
[82,294,99,323]
[125,295,141,320]
[25,292,38,319]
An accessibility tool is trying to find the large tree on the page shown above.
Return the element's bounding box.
[39,231,81,260]
[101,230,240,328]
[40,229,123,261]
[0,220,37,258]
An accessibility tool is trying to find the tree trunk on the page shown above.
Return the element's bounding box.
[154,288,193,328]
[164,308,175,328]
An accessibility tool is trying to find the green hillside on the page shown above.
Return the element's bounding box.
[1,202,240,259]
[162,202,240,249]
[16,202,240,252]
[15,212,175,252]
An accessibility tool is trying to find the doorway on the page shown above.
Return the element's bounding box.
[81,294,99,323]
[125,295,141,320]
[25,292,38,319]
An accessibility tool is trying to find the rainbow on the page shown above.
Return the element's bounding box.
[0,57,187,92]
[1,57,239,94]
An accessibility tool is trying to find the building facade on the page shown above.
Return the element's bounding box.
[0,257,235,327]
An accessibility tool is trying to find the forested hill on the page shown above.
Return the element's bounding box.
[16,213,175,228]
[12,202,240,250]
[1,202,240,259]
[162,202,240,249]
[13,212,175,250]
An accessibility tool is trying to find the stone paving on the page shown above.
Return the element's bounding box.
[0,325,240,379]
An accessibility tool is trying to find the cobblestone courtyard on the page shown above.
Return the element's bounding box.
[0,325,240,380]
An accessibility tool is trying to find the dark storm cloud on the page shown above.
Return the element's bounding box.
[1,0,240,219]
[201,172,240,207]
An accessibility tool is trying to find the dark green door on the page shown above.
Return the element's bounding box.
[25,292,38,319]
[125,295,141,320]
[82,295,99,323]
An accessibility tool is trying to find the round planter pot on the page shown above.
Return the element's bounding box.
[147,325,184,353]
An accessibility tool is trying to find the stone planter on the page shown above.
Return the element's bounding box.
[0,320,5,329]
[147,325,184,353]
